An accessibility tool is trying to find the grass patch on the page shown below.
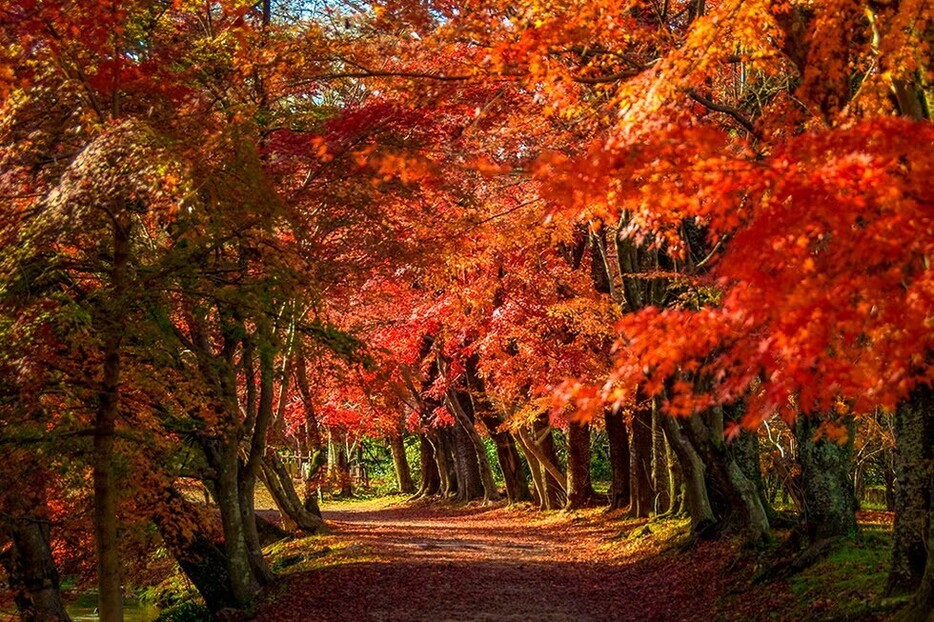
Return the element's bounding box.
[319,493,411,509]
[788,524,893,620]
[264,533,375,576]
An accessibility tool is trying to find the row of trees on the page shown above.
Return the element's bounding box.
[0,0,413,617]
[1,0,931,621]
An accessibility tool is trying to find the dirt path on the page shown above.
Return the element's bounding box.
[252,500,798,622]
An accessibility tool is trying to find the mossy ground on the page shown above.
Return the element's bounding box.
[786,519,902,620]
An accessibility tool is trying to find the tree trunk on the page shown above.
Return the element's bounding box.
[667,431,683,516]
[532,415,567,509]
[389,434,416,494]
[209,441,260,607]
[605,409,631,510]
[94,218,129,622]
[732,424,774,521]
[295,345,325,514]
[260,452,328,534]
[416,434,441,497]
[898,509,934,622]
[478,414,531,503]
[238,326,276,584]
[432,429,458,497]
[795,414,858,542]
[884,457,897,513]
[888,385,933,596]
[566,421,596,509]
[0,515,71,622]
[451,421,485,502]
[93,375,122,622]
[237,471,272,585]
[652,406,672,515]
[151,486,236,614]
[516,432,547,509]
[681,409,770,544]
[447,389,500,501]
[661,415,716,536]
[630,403,654,518]
[516,422,566,509]
[463,358,529,503]
[327,429,353,497]
[301,450,325,517]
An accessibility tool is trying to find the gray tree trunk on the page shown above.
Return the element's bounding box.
[681,408,770,544]
[605,409,630,510]
[630,404,654,517]
[888,385,933,596]
[661,415,716,535]
[389,434,416,494]
[652,406,672,514]
[479,414,531,503]
[795,415,858,542]
[210,441,260,607]
[416,434,441,497]
[260,452,328,534]
[0,515,71,622]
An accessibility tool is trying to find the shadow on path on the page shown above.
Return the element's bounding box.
[254,502,790,622]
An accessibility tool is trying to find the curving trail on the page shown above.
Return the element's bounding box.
[253,501,792,622]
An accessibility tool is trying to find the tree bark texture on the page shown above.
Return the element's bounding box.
[652,407,672,515]
[93,217,129,622]
[732,424,775,522]
[630,404,654,518]
[516,422,566,510]
[478,413,531,503]
[416,434,442,497]
[0,515,71,622]
[681,409,770,543]
[260,452,328,534]
[662,415,716,535]
[517,432,548,509]
[432,429,458,497]
[888,385,933,596]
[447,389,500,501]
[533,415,567,509]
[899,508,934,622]
[389,434,416,494]
[605,409,631,510]
[566,421,596,509]
[206,440,260,607]
[795,414,858,542]
[451,421,485,502]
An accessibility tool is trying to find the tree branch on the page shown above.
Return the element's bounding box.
[688,89,759,137]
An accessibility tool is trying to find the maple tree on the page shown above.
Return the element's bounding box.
[343,0,932,614]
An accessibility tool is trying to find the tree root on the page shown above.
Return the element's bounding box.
[755,535,840,584]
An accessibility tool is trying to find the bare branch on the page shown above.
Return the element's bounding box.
[688,89,759,137]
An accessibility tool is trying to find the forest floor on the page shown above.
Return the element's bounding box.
[250,498,898,622]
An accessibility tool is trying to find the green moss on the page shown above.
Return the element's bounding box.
[153,601,211,622]
[138,565,200,608]
[789,525,894,619]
